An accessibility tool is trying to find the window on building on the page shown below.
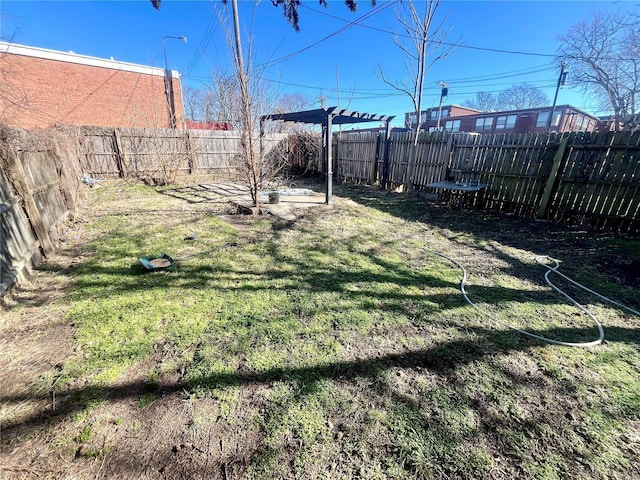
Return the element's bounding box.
[552,112,562,127]
[475,117,493,131]
[408,113,418,126]
[421,111,428,122]
[441,108,450,118]
[536,111,550,128]
[575,115,586,131]
[495,114,517,130]
[445,119,460,132]
[428,126,437,132]
[430,110,439,119]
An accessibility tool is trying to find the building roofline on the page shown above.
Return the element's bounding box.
[406,104,483,115]
[0,41,179,78]
[478,104,598,119]
[440,104,483,113]
[407,104,599,121]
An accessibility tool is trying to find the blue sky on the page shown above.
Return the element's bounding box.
[2,0,636,126]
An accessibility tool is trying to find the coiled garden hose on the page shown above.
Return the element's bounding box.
[435,252,640,348]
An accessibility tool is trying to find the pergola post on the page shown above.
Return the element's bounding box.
[259,107,395,204]
[326,113,333,205]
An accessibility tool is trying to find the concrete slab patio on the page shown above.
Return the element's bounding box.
[174,183,327,221]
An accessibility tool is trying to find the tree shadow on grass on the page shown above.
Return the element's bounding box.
[2,324,637,437]
[333,184,640,306]
[2,323,639,479]
[33,227,604,321]
[3,184,639,477]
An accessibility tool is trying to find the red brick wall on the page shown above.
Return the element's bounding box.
[0,53,185,130]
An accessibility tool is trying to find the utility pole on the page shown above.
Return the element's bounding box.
[436,82,448,131]
[547,63,568,133]
[231,0,247,104]
[162,35,187,128]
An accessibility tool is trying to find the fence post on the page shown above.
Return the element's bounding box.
[381,130,392,190]
[185,129,194,175]
[371,134,381,185]
[537,134,569,219]
[113,129,126,178]
[335,133,341,183]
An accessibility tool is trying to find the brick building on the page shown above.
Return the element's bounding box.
[405,104,599,134]
[405,105,480,130]
[0,41,185,130]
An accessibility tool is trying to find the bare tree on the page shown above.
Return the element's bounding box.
[462,91,498,112]
[557,10,640,130]
[0,30,36,126]
[497,83,549,110]
[376,0,459,190]
[182,85,204,121]
[224,0,267,208]
[274,92,311,113]
[150,0,358,205]
[270,92,313,133]
[204,71,244,129]
[213,1,309,208]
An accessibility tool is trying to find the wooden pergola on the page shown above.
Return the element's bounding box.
[260,107,395,204]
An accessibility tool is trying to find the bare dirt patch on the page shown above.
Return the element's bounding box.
[1,253,78,477]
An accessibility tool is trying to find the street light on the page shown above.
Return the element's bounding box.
[162,35,187,128]
[162,35,187,72]
[436,82,449,131]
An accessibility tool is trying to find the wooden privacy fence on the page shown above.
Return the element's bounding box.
[334,130,640,233]
[335,132,380,183]
[79,127,291,181]
[0,127,84,296]
[1,125,319,297]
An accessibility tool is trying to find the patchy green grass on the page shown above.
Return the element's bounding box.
[2,181,639,479]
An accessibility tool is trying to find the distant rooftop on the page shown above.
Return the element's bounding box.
[0,41,179,78]
[406,104,598,119]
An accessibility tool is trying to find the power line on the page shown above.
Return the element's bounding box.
[184,72,559,106]
[303,4,640,63]
[445,65,557,84]
[259,75,556,95]
[262,0,397,68]
[183,13,219,78]
[300,3,559,58]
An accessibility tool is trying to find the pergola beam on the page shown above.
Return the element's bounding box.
[261,107,395,204]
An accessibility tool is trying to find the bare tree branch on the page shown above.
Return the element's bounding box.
[497,83,549,110]
[557,9,640,130]
[462,92,498,112]
[375,0,460,190]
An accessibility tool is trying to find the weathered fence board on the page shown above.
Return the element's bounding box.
[548,131,640,230]
[412,131,450,189]
[1,127,83,296]
[79,127,290,182]
[335,132,379,183]
[334,129,640,233]
[0,164,36,294]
